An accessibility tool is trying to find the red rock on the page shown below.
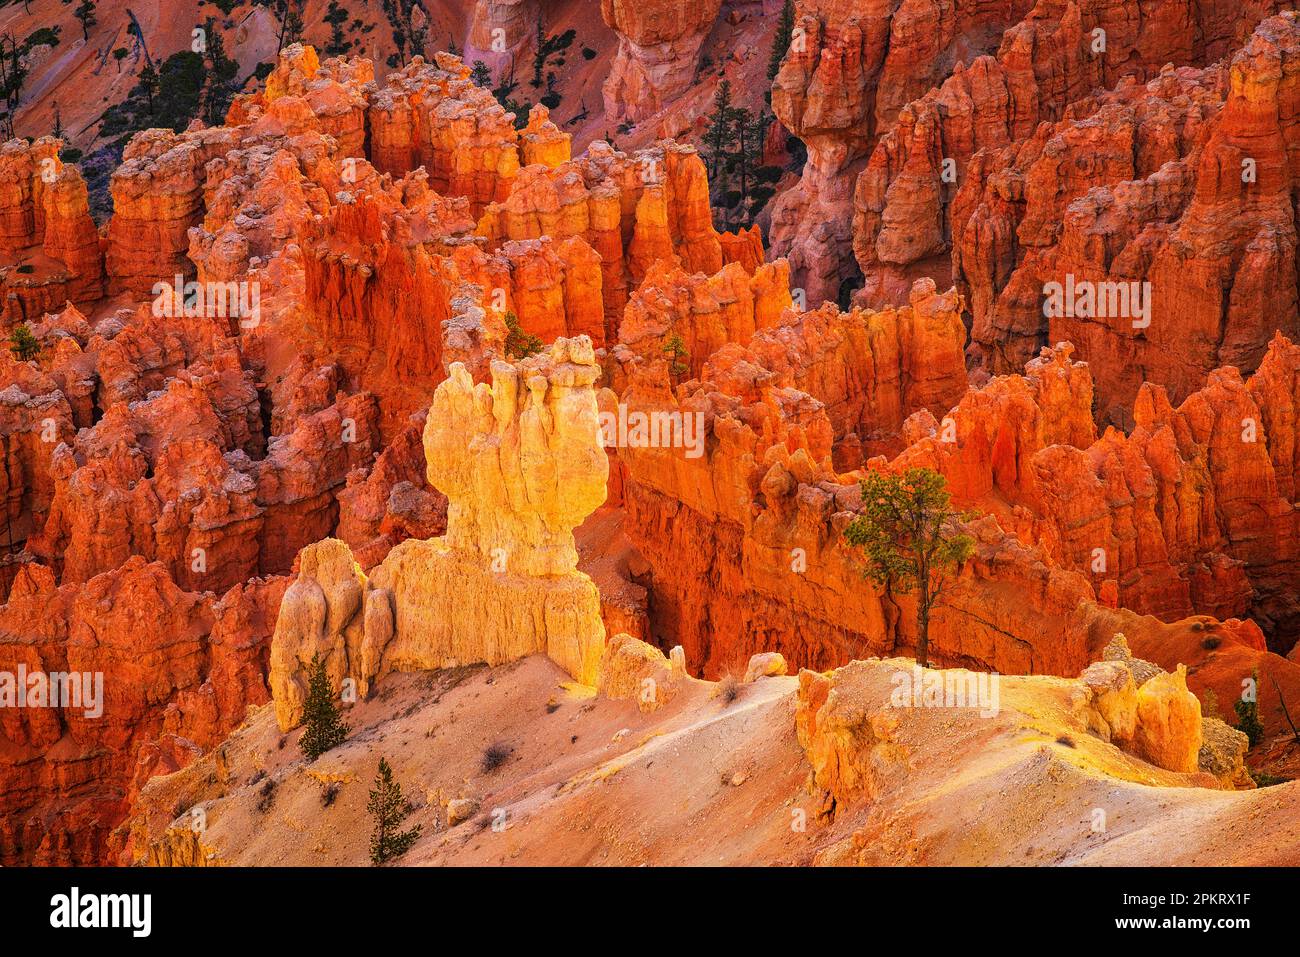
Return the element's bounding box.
[7,28,1299,866]
[106,127,238,297]
[600,0,723,126]
[0,139,104,322]
[0,559,280,865]
[861,8,1299,423]
[769,0,1039,306]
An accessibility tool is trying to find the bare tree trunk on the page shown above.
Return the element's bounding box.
[917,579,931,668]
[1266,669,1300,743]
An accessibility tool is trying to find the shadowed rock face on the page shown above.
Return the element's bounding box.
[600,0,723,126]
[768,0,1041,308]
[768,0,1291,369]
[849,6,1300,423]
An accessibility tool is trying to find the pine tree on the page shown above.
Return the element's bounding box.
[202,18,238,126]
[0,32,27,128]
[703,79,736,183]
[730,106,754,225]
[731,109,771,226]
[1235,671,1265,747]
[74,0,97,42]
[9,324,40,362]
[503,310,542,359]
[298,653,350,760]
[531,12,546,88]
[138,62,159,117]
[491,63,531,129]
[324,1,349,56]
[470,60,493,88]
[368,757,422,864]
[767,0,796,85]
[196,18,240,126]
[843,468,975,667]
[274,0,304,53]
[662,333,689,378]
[284,9,304,46]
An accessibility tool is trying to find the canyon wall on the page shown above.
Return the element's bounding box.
[853,6,1298,422]
[0,139,104,323]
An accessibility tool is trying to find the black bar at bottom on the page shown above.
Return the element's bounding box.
[0,866,1283,943]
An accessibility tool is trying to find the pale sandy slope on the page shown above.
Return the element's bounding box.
[121,656,1300,866]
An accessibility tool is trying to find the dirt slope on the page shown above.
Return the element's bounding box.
[122,655,1300,866]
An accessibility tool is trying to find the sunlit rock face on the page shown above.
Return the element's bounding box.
[270,336,609,731]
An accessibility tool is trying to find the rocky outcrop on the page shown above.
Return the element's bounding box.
[478,139,728,339]
[737,278,968,466]
[600,0,723,126]
[611,263,1300,676]
[466,0,542,76]
[597,632,689,711]
[0,559,281,865]
[858,7,1299,421]
[368,53,521,213]
[269,337,609,730]
[1092,632,1248,782]
[336,409,447,568]
[768,0,1038,306]
[609,274,1096,678]
[614,258,794,382]
[30,329,378,592]
[106,128,237,297]
[0,139,104,322]
[795,649,1246,836]
[0,138,56,255]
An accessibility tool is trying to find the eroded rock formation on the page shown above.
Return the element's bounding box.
[600,0,723,126]
[768,0,1039,306]
[269,337,609,730]
[0,139,104,323]
[853,7,1299,422]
